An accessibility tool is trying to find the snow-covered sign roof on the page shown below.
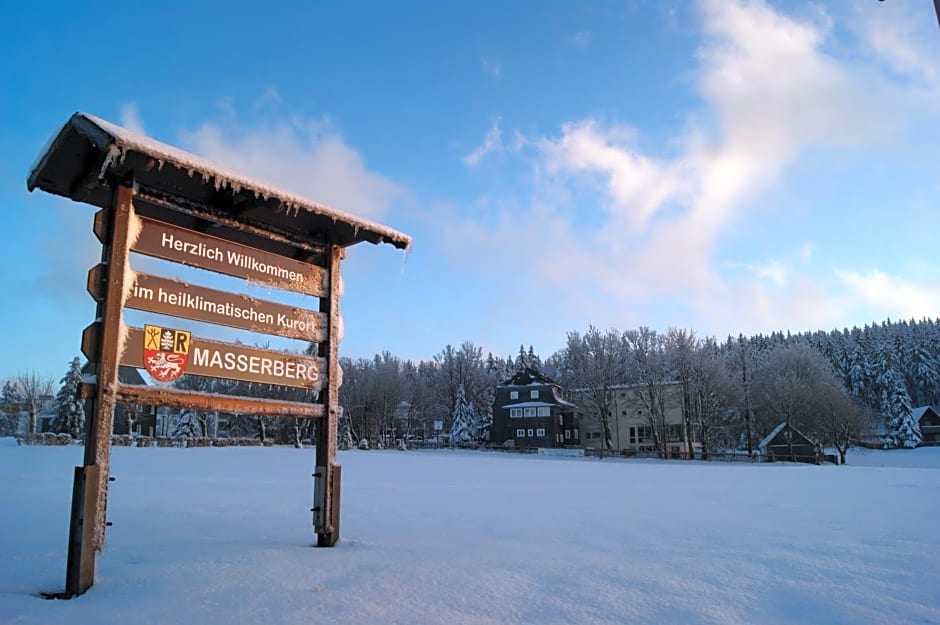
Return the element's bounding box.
[27,113,411,251]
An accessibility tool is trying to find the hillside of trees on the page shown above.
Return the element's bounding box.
[335,318,939,457]
[3,317,935,457]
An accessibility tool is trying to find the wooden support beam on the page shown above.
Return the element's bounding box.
[313,244,343,547]
[115,384,325,418]
[65,183,135,596]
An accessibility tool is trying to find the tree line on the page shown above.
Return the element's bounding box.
[333,318,938,460]
[2,317,936,459]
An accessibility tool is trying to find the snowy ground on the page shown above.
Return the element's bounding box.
[1,440,938,625]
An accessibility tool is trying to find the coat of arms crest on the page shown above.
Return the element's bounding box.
[143,324,191,382]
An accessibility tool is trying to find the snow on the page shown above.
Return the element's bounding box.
[500,401,555,409]
[1,439,939,625]
[36,113,411,251]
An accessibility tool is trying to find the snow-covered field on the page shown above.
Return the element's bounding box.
[1,440,938,625]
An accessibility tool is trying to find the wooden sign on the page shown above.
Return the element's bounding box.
[86,264,106,302]
[80,322,101,362]
[125,273,327,341]
[132,217,327,296]
[120,326,326,390]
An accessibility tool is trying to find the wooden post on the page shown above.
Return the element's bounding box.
[65,183,135,596]
[313,244,343,546]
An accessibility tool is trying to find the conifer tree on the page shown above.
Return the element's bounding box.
[449,384,475,445]
[53,357,85,438]
[172,410,202,439]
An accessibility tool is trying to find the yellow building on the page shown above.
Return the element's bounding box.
[574,382,701,457]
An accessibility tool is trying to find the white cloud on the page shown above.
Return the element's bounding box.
[442,0,936,338]
[837,270,940,321]
[463,118,503,167]
[181,116,402,220]
[481,57,501,79]
[120,103,146,134]
[571,30,592,48]
[856,1,940,86]
[254,86,282,110]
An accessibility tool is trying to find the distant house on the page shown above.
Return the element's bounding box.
[859,406,940,449]
[491,367,581,448]
[36,395,57,433]
[912,406,940,446]
[758,422,820,464]
[79,364,157,436]
[571,382,701,457]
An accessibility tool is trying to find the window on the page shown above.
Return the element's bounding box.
[557,434,564,443]
[536,428,545,437]
[629,427,637,444]
[510,408,523,418]
[530,390,539,399]
[510,391,519,400]
[527,429,534,437]
[574,429,579,439]
[565,429,571,440]
[559,415,564,425]
[523,407,536,417]
[667,425,682,442]
[516,429,525,437]
[537,407,550,417]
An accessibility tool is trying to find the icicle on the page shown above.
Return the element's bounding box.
[98,145,123,180]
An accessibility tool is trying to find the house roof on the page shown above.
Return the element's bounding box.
[27,112,411,252]
[911,406,939,423]
[500,366,557,388]
[758,422,817,450]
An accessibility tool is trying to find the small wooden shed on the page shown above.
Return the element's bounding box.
[758,422,820,464]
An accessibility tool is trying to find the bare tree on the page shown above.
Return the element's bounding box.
[665,328,698,459]
[751,343,853,460]
[690,338,737,459]
[563,327,627,450]
[816,382,864,465]
[17,370,55,434]
[625,327,670,457]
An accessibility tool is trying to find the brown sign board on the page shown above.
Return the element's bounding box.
[125,272,327,341]
[132,216,328,296]
[86,264,106,302]
[120,326,326,390]
[81,322,101,362]
[93,209,108,244]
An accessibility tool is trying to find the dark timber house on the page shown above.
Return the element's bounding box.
[491,367,581,448]
[913,406,940,445]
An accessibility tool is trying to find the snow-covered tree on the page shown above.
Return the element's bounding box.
[449,384,476,445]
[52,357,85,438]
[172,410,202,439]
[337,414,354,450]
[1,380,22,408]
[0,380,22,436]
[881,380,921,448]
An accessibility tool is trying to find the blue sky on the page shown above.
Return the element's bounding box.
[3,0,940,382]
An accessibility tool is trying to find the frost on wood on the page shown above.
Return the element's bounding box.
[35,113,411,251]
